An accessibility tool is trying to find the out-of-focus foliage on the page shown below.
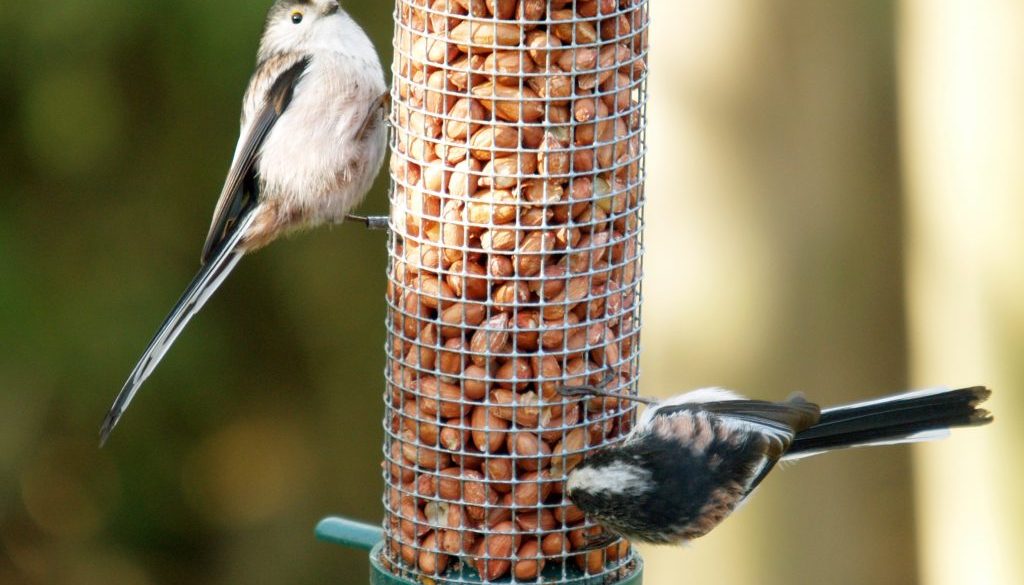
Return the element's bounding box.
[1,2,393,584]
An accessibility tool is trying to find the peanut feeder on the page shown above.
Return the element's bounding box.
[382,0,650,582]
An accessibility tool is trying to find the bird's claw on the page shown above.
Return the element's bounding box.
[555,370,656,405]
[577,531,620,552]
[555,370,618,398]
[346,214,389,231]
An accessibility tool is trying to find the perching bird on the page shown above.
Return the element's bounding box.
[99,0,388,446]
[561,384,992,545]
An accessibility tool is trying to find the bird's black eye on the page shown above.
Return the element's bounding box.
[291,12,303,24]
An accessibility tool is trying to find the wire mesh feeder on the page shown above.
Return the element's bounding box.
[382,0,649,582]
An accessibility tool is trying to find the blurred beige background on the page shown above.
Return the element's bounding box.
[0,1,1020,584]
[641,1,1022,584]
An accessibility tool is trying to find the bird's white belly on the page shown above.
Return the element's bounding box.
[256,56,386,227]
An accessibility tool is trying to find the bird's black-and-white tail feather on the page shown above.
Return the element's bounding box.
[783,386,992,460]
[99,212,257,447]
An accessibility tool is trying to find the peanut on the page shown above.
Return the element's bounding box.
[482,51,537,86]
[550,427,587,473]
[472,82,545,123]
[470,403,509,453]
[450,21,522,50]
[478,520,518,580]
[418,531,449,575]
[542,532,570,556]
[513,538,545,580]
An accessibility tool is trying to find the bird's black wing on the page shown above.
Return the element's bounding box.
[200,55,310,264]
[653,398,821,437]
[652,397,821,492]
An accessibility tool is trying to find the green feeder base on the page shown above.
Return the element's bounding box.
[316,516,385,552]
[317,516,644,585]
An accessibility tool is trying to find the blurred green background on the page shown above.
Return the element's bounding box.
[1,2,393,584]
[1,1,1021,585]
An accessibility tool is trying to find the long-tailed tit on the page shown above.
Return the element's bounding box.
[100,0,387,446]
[560,384,992,546]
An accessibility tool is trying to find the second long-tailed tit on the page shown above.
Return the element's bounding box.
[560,383,992,546]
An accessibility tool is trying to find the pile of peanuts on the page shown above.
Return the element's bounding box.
[382,0,648,581]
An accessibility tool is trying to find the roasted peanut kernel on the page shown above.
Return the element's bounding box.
[470,404,509,453]
[480,154,538,190]
[450,21,522,50]
[542,531,571,556]
[482,50,537,85]
[514,230,556,277]
[513,538,545,580]
[446,53,487,90]
[480,228,518,252]
[514,509,557,532]
[388,441,415,484]
[506,431,552,471]
[436,337,466,376]
[577,0,617,18]
[447,260,488,300]
[517,0,546,24]
[512,470,552,506]
[438,302,486,337]
[486,493,515,528]
[445,98,486,141]
[495,357,533,392]
[469,313,511,366]
[467,189,518,226]
[462,364,489,400]
[419,376,468,418]
[554,502,587,525]
[526,30,565,67]
[418,531,449,575]
[550,10,598,44]
[428,0,465,33]
[550,427,587,473]
[469,124,520,160]
[400,496,429,540]
[402,428,452,469]
[472,82,545,123]
[452,0,489,17]
[513,311,541,352]
[478,520,518,580]
[486,0,516,19]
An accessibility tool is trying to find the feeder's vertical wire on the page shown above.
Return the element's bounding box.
[565,8,585,579]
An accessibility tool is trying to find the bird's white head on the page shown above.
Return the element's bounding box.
[258,1,372,61]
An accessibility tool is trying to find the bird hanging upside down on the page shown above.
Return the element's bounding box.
[560,383,992,546]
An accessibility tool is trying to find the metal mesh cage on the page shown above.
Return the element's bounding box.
[381,0,649,582]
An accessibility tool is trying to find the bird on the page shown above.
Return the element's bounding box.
[99,0,388,446]
[559,383,992,546]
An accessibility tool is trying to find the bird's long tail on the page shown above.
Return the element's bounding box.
[783,386,992,460]
[99,213,257,447]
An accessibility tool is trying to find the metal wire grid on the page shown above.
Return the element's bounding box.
[381,1,649,582]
